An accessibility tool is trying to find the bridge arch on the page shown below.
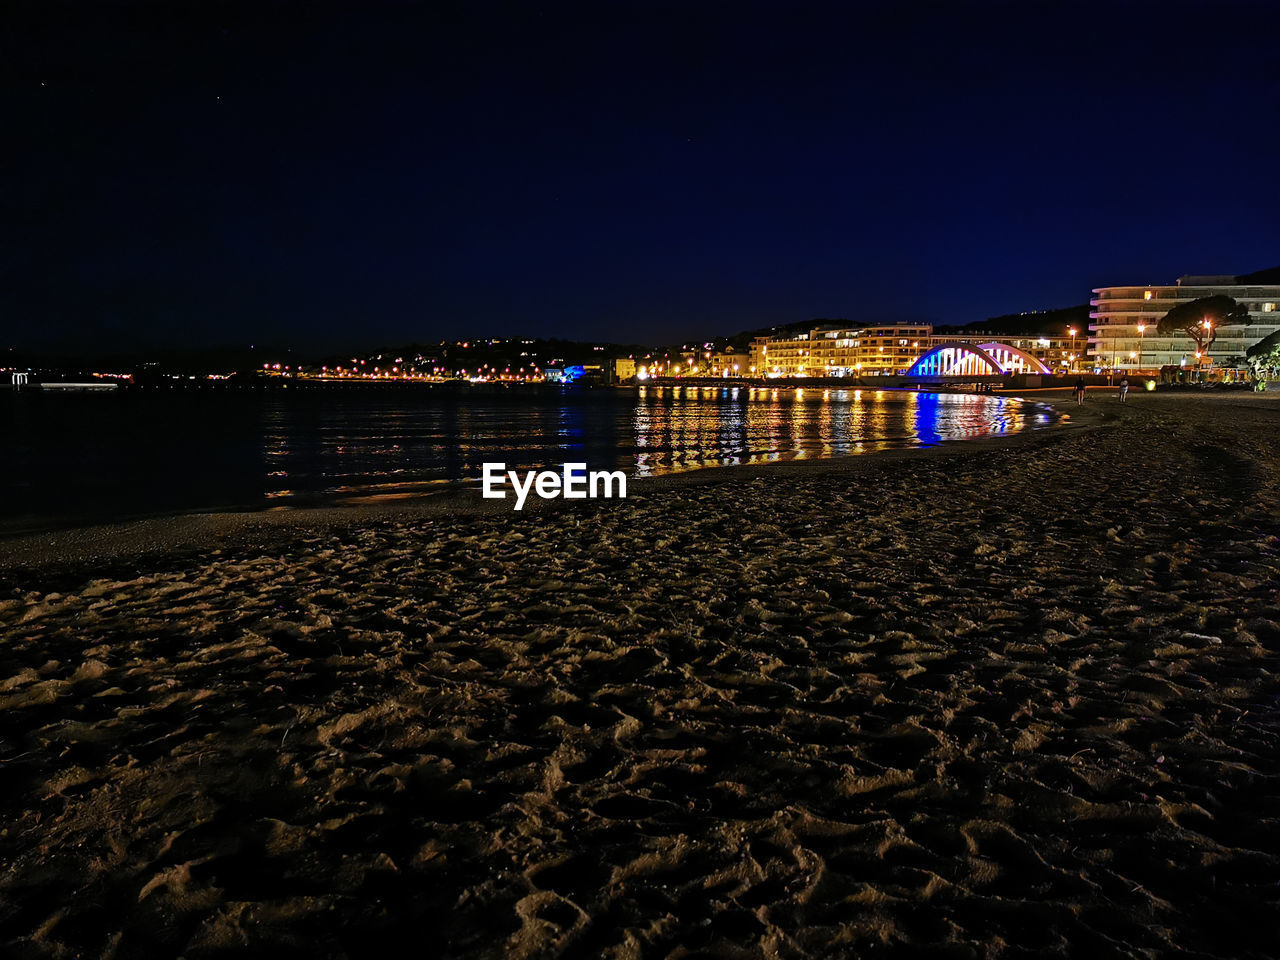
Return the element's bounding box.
[974,342,1052,375]
[907,343,1002,377]
[907,341,1051,377]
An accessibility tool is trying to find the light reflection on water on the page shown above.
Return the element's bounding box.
[228,387,1049,501]
[624,386,1032,478]
[2,387,1053,529]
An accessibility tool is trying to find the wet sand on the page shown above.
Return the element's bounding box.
[2,391,1278,958]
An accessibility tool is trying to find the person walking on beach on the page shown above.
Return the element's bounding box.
[1119,376,1129,403]
[1074,376,1086,405]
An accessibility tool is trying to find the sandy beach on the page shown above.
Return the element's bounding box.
[2,390,1278,958]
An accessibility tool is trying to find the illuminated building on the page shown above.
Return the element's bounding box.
[1090,273,1280,373]
[609,357,637,382]
[750,325,932,377]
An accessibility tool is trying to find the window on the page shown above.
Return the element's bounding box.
[1265,303,1276,312]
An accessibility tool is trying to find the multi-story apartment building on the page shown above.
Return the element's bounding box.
[749,331,815,376]
[1090,273,1280,373]
[706,349,743,376]
[750,324,932,377]
[817,325,933,375]
[747,334,772,374]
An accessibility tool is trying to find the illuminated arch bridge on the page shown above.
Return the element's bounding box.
[907,341,1052,378]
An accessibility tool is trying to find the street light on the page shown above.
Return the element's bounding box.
[1201,319,1213,381]
[1136,323,1145,373]
[1068,327,1078,373]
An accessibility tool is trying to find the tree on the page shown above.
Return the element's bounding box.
[1245,329,1280,381]
[1156,295,1251,357]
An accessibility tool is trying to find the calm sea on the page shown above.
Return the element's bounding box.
[1,384,1053,533]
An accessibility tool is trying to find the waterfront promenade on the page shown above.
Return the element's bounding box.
[1,392,1277,957]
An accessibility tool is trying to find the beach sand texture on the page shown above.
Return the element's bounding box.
[2,393,1278,958]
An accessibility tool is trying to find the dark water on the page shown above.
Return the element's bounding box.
[1,385,1053,533]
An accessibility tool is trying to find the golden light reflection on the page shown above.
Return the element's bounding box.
[626,385,1045,478]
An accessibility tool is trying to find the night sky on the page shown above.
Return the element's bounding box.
[7,1,1280,353]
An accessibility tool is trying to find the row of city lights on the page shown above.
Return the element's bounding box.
[262,361,545,381]
[262,317,1222,383]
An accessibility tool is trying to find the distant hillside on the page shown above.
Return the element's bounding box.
[713,319,849,352]
[1237,265,1280,284]
[936,304,1091,337]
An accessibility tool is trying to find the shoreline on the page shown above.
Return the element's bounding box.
[0,392,1087,575]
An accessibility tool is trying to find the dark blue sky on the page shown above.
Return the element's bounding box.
[7,0,1279,351]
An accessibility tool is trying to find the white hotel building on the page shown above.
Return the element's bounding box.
[1090,273,1280,373]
